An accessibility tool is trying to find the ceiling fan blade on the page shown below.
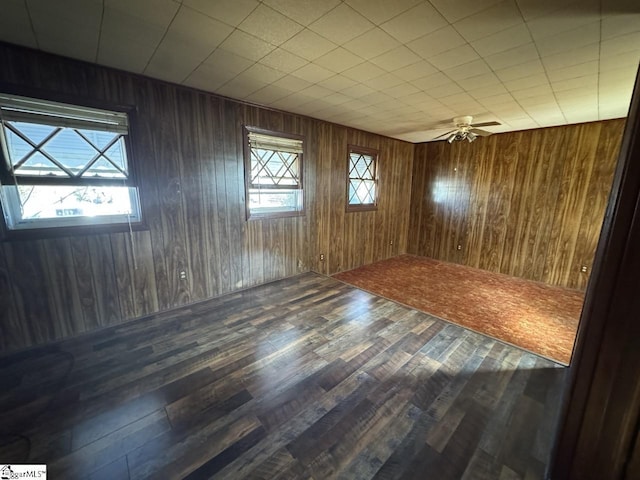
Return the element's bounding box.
[433,129,456,139]
[469,128,494,137]
[471,121,501,127]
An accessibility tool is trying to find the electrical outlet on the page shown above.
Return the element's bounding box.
[297,259,303,269]
[580,265,588,273]
[320,253,325,262]
[457,244,462,250]
[389,240,393,246]
[179,270,187,280]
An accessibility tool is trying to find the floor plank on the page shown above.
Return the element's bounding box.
[0,272,566,479]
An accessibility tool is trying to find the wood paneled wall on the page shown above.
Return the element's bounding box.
[0,44,413,353]
[408,120,625,290]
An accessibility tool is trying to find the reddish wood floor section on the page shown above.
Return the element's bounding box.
[333,255,584,364]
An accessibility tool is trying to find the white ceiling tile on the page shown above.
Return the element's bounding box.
[340,83,377,99]
[385,82,421,99]
[316,74,358,91]
[601,13,640,41]
[392,61,438,82]
[343,28,400,60]
[324,92,351,105]
[510,84,553,100]
[220,30,276,61]
[408,26,467,59]
[345,0,422,25]
[0,0,38,48]
[467,82,509,98]
[411,72,451,90]
[272,74,313,91]
[471,23,532,57]
[281,29,337,61]
[183,0,258,26]
[314,47,364,73]
[259,48,308,73]
[370,46,422,72]
[269,93,312,110]
[98,0,180,72]
[291,62,335,83]
[245,84,293,105]
[342,61,387,82]
[535,22,601,57]
[309,4,374,44]
[263,0,340,26]
[515,0,582,22]
[503,73,550,91]
[526,0,600,40]
[429,0,504,23]
[239,4,304,45]
[362,72,404,90]
[479,93,517,106]
[551,74,598,92]
[145,49,205,83]
[600,31,640,58]
[184,51,253,90]
[444,59,493,81]
[427,83,465,98]
[453,1,523,43]
[546,61,599,82]
[298,84,334,99]
[457,72,502,89]
[238,63,286,85]
[184,62,233,91]
[495,58,545,82]
[215,75,268,98]
[98,42,159,73]
[150,7,233,62]
[27,0,103,62]
[540,43,599,71]
[484,42,539,70]
[427,45,480,70]
[380,2,448,43]
[600,49,640,71]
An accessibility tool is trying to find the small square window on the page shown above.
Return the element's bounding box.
[0,93,142,233]
[347,145,378,212]
[244,127,304,220]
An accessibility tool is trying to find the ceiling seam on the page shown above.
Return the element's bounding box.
[95,0,105,64]
[142,2,183,74]
[23,0,39,50]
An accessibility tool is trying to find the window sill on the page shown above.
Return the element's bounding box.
[1,220,149,242]
[247,210,306,221]
[346,205,378,213]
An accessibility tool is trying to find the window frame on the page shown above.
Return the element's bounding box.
[243,125,305,221]
[0,87,145,240]
[346,145,379,213]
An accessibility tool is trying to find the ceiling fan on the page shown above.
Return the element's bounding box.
[434,115,501,143]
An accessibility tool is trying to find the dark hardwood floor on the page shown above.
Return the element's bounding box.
[0,273,566,479]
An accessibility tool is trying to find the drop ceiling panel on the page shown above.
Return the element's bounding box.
[1,0,638,143]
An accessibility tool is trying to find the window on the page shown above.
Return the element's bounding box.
[244,127,304,219]
[347,145,378,211]
[0,93,141,232]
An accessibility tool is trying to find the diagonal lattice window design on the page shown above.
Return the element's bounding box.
[347,147,378,210]
[245,128,304,219]
[4,121,128,180]
[0,93,141,231]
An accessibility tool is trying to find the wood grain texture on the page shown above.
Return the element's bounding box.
[0,43,413,353]
[0,273,566,479]
[408,120,625,290]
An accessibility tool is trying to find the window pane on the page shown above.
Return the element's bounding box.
[251,148,299,186]
[249,188,302,215]
[18,152,68,176]
[347,149,377,208]
[13,185,135,220]
[42,128,96,174]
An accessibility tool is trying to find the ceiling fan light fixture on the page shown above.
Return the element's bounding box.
[466,131,477,142]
